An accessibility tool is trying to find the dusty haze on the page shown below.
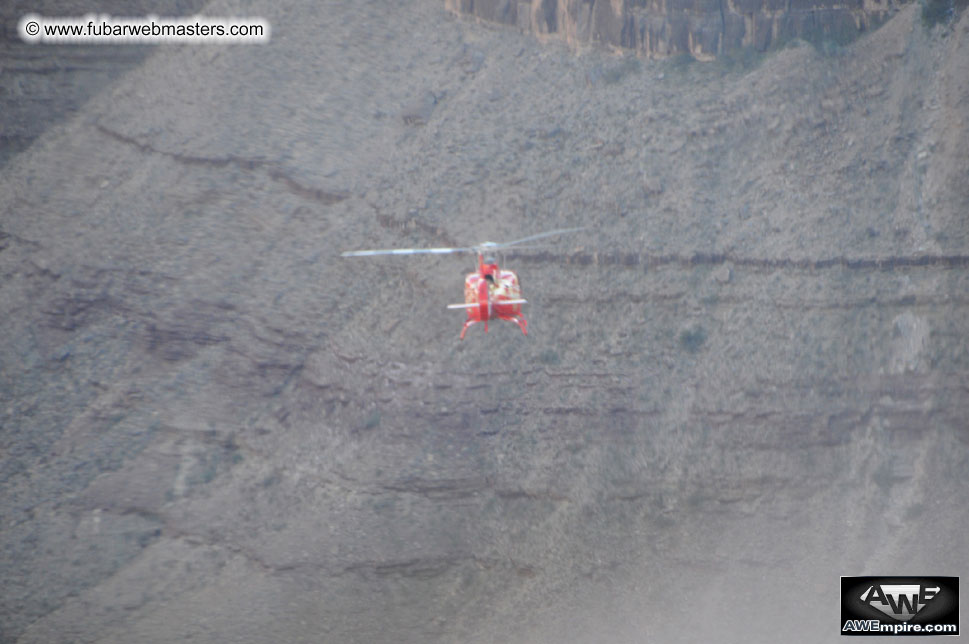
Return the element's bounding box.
[1,1,968,643]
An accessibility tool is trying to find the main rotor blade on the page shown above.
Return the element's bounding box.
[341,247,470,257]
[342,227,586,258]
[497,244,556,252]
[487,227,587,250]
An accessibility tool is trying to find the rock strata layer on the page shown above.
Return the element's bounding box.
[446,0,899,58]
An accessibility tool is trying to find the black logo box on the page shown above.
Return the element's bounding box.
[842,576,959,637]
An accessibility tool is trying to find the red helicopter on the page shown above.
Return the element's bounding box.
[341,228,584,339]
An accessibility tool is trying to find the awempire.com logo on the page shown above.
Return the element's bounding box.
[842,577,959,636]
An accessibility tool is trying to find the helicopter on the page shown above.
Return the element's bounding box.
[341,227,585,339]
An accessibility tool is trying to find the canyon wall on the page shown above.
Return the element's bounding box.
[446,0,900,58]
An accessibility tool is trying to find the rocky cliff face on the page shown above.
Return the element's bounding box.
[1,1,967,643]
[0,0,209,168]
[447,0,899,58]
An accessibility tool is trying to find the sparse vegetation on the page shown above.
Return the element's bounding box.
[601,56,642,84]
[364,410,381,430]
[200,462,218,484]
[261,472,281,488]
[662,53,696,75]
[922,0,968,26]
[679,326,707,353]
[714,45,765,74]
[586,56,644,85]
[539,349,560,365]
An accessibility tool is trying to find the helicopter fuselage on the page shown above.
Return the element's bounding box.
[457,255,527,339]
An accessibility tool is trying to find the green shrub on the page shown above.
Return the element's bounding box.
[679,326,707,353]
[922,0,967,26]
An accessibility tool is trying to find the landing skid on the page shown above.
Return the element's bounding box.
[459,315,527,340]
